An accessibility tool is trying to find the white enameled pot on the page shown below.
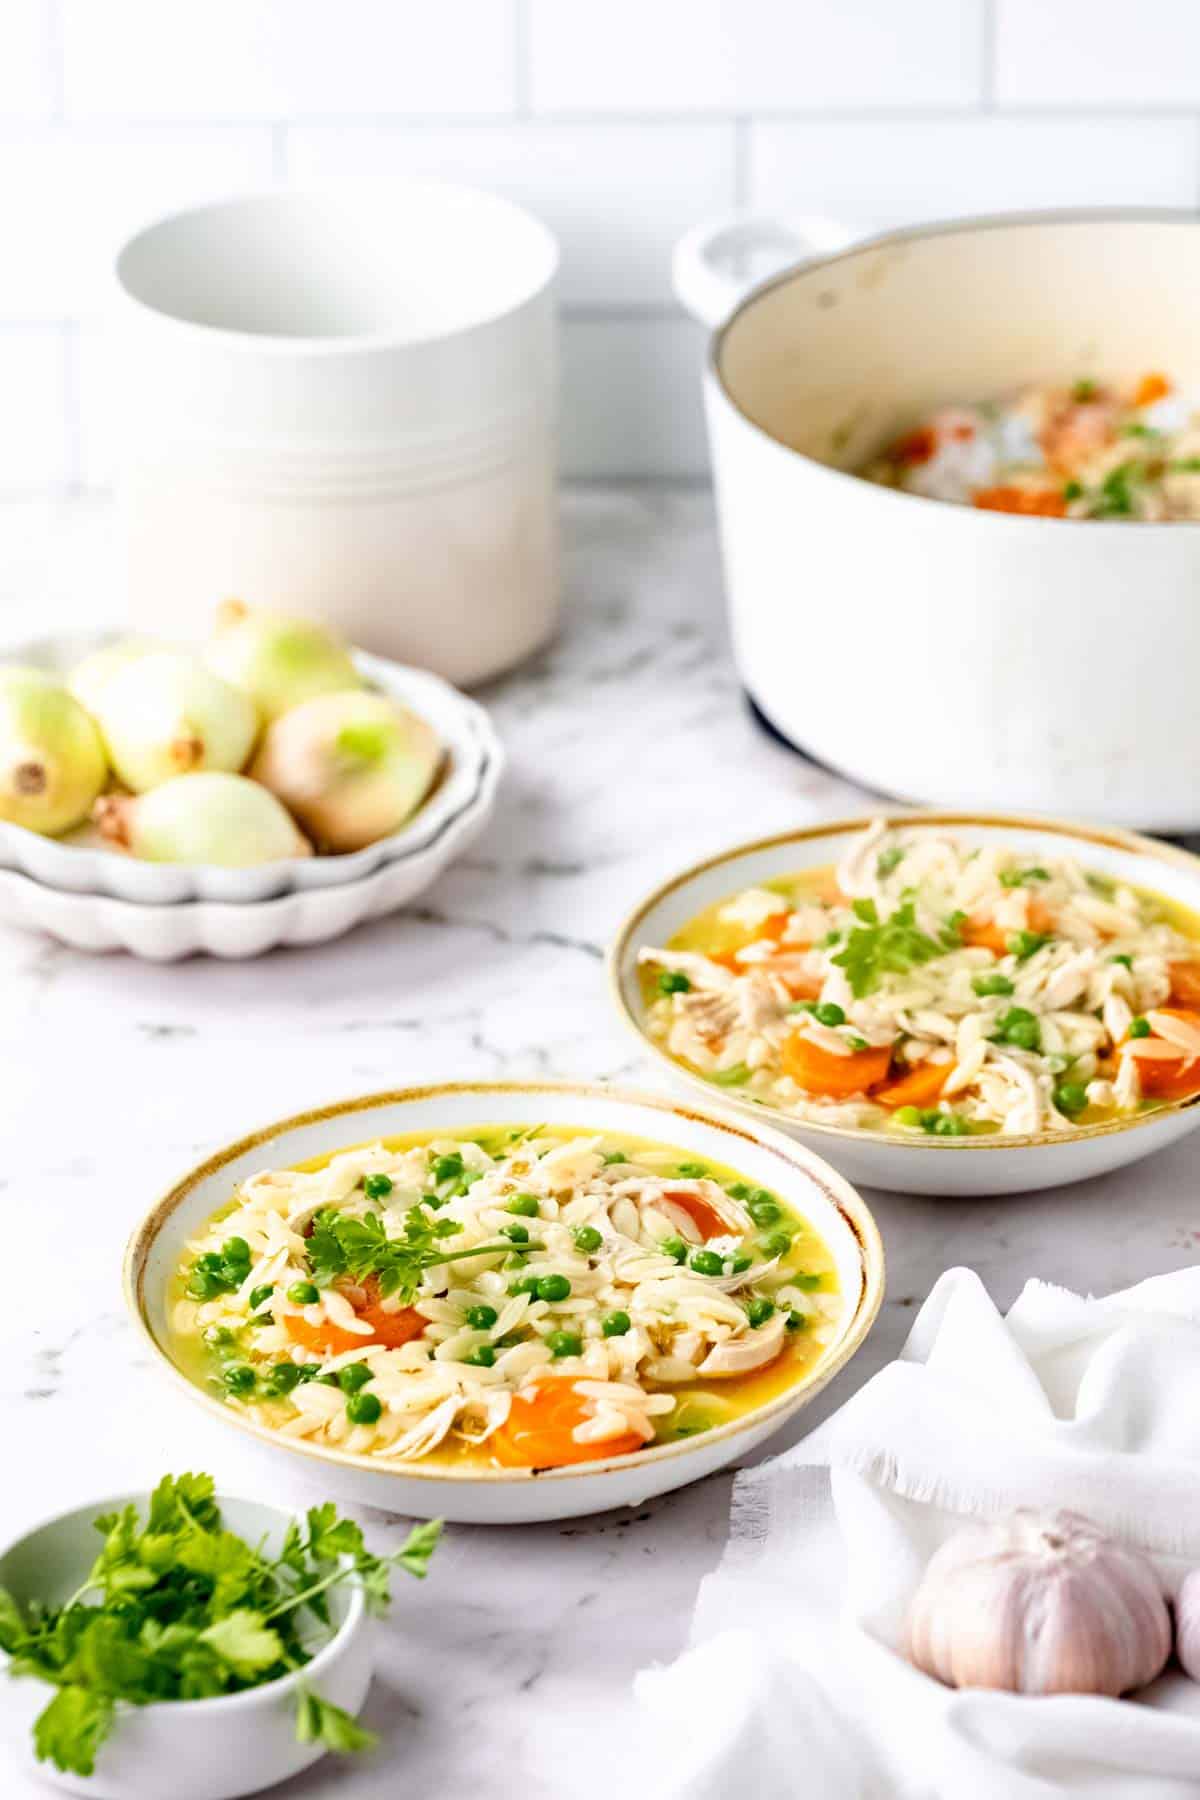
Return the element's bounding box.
[674,209,1200,831]
[113,185,560,687]
[126,1083,883,1524]
[0,1494,370,1800]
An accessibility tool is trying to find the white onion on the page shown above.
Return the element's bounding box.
[204,600,363,724]
[0,666,107,835]
[90,650,258,793]
[67,639,154,715]
[250,690,441,853]
[94,772,311,866]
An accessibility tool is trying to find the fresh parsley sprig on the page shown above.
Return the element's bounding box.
[306,1204,514,1304]
[0,1474,440,1778]
[831,897,945,998]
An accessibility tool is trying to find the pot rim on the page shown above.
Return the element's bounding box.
[124,1080,884,1488]
[607,808,1200,1154]
[708,204,1200,532]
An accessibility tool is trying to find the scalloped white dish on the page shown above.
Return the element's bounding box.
[0,741,501,959]
[0,631,498,903]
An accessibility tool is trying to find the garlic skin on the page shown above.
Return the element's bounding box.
[250,690,441,853]
[907,1510,1170,1697]
[95,772,311,866]
[1173,1568,1200,1682]
[67,638,154,716]
[204,600,363,724]
[0,667,108,835]
[91,651,258,793]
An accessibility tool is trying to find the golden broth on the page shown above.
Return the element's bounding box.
[168,1125,842,1472]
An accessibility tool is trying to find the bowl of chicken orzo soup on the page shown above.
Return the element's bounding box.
[126,1082,882,1523]
[610,813,1200,1197]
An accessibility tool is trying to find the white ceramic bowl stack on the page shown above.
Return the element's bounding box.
[0,632,503,960]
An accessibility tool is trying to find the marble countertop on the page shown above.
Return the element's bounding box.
[2,489,1199,1799]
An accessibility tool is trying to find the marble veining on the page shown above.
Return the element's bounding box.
[2,490,1199,1797]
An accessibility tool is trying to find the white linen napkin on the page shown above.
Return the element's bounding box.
[636,1266,1200,1800]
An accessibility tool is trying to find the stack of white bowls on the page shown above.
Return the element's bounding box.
[0,632,503,960]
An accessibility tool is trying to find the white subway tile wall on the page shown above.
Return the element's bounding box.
[2,0,1199,487]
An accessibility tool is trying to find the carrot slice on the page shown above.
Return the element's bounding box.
[892,425,937,466]
[973,486,1067,518]
[873,1061,950,1110]
[284,1313,372,1358]
[1168,963,1200,1008]
[284,1291,425,1358]
[1135,372,1170,407]
[491,1380,642,1469]
[962,897,1054,956]
[1125,1006,1200,1100]
[662,1188,730,1242]
[781,1031,892,1098]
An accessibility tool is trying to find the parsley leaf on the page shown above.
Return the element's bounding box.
[306,1204,510,1304]
[198,1611,284,1678]
[296,1686,379,1755]
[831,899,942,998]
[33,1686,113,1777]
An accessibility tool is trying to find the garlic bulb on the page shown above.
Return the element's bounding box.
[1173,1568,1200,1682]
[250,690,441,853]
[0,667,108,835]
[95,772,311,866]
[67,638,154,715]
[907,1510,1170,1697]
[90,650,258,793]
[204,599,363,724]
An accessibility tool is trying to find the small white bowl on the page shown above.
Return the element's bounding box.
[0,1492,371,1800]
[125,1081,884,1524]
[0,740,501,959]
[609,811,1200,1198]
[0,631,499,903]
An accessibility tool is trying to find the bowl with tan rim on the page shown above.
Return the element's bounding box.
[608,812,1200,1198]
[125,1081,883,1525]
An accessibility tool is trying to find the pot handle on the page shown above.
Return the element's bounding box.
[672,212,860,329]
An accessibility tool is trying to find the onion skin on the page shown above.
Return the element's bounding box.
[0,667,107,835]
[907,1509,1170,1697]
[1175,1569,1200,1680]
[250,690,441,853]
[95,772,311,866]
[91,651,258,793]
[67,639,154,715]
[204,600,363,724]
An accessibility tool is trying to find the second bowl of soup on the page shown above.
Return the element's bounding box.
[126,1082,882,1523]
[610,813,1200,1196]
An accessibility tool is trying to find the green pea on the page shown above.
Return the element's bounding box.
[747,1196,781,1226]
[504,1252,529,1271]
[728,1252,754,1273]
[1111,953,1133,969]
[1129,1016,1151,1039]
[602,1310,631,1338]
[759,1230,792,1259]
[249,1284,274,1311]
[690,1250,725,1276]
[223,1364,255,1396]
[992,1007,1041,1052]
[287,1281,319,1306]
[546,1330,582,1359]
[893,1105,922,1127]
[746,1297,776,1328]
[188,1270,226,1301]
[1063,479,1083,502]
[203,1325,235,1349]
[465,1304,498,1330]
[972,973,1015,997]
[676,1161,708,1178]
[726,1182,752,1200]
[931,1113,968,1137]
[345,1392,382,1425]
[195,1252,225,1275]
[338,1363,373,1394]
[508,1273,541,1297]
[1008,930,1049,962]
[573,1225,603,1254]
[316,1371,341,1387]
[657,970,692,995]
[790,1273,823,1291]
[1054,1083,1089,1117]
[660,1236,688,1264]
[500,1222,530,1245]
[535,1274,572,1303]
[507,1193,540,1217]
[264,1361,302,1395]
[785,1310,809,1332]
[813,1002,845,1027]
[463,1344,497,1368]
[223,1237,251,1267]
[432,1152,464,1183]
[422,1191,449,1210]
